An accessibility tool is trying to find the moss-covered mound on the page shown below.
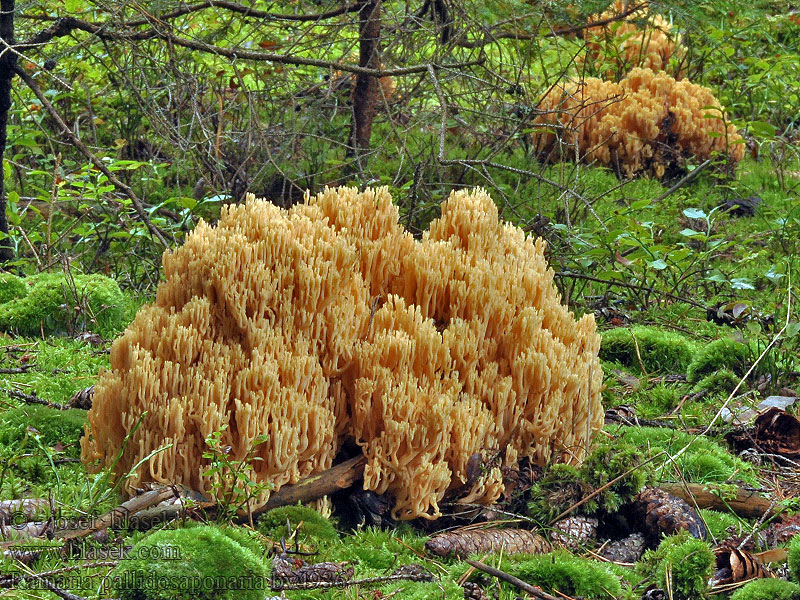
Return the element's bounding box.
[606,425,758,485]
[638,533,714,600]
[0,272,27,304]
[112,525,267,600]
[687,338,752,383]
[0,272,126,336]
[0,405,87,456]
[730,578,800,600]
[600,325,696,373]
[502,550,622,599]
[257,504,339,545]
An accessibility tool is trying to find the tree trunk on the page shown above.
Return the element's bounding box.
[347,0,381,168]
[0,0,16,264]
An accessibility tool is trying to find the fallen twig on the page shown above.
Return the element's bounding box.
[464,559,561,600]
[0,386,69,410]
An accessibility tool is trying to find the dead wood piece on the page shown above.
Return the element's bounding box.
[425,528,551,557]
[55,485,178,540]
[464,559,561,600]
[256,455,367,515]
[660,482,777,520]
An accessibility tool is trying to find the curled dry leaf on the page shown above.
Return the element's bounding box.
[425,528,552,557]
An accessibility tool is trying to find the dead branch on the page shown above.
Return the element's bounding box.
[257,455,367,515]
[660,482,779,520]
[0,386,69,409]
[455,2,647,48]
[464,559,561,600]
[55,485,178,540]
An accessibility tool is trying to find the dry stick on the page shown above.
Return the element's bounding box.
[18,15,483,77]
[455,1,647,47]
[55,486,177,540]
[257,455,366,513]
[464,559,561,600]
[13,65,171,248]
[651,158,712,204]
[0,386,68,410]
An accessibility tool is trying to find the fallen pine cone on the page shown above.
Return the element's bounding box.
[711,546,773,586]
[463,581,489,600]
[600,532,646,564]
[425,528,551,557]
[625,486,707,546]
[550,516,598,551]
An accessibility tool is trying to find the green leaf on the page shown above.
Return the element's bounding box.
[630,199,652,209]
[683,208,707,220]
[748,120,776,138]
[649,259,667,270]
[731,278,754,290]
[679,228,704,237]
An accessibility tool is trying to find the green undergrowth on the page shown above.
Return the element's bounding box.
[0,336,110,404]
[637,532,715,600]
[604,425,759,486]
[730,579,800,600]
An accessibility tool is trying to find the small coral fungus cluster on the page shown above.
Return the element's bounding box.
[582,0,684,77]
[82,187,603,520]
[532,67,744,178]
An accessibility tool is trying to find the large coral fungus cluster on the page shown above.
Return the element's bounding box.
[82,187,603,520]
[582,0,684,78]
[532,68,745,179]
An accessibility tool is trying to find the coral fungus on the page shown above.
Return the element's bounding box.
[82,187,603,520]
[532,67,745,178]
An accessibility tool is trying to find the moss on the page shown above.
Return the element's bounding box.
[686,338,753,383]
[628,383,681,418]
[730,578,800,600]
[0,272,27,304]
[0,272,127,337]
[528,438,653,523]
[333,527,424,571]
[606,425,758,485]
[692,369,741,395]
[600,325,696,374]
[112,524,267,600]
[501,550,622,599]
[789,533,800,582]
[0,405,87,456]
[639,533,714,600]
[256,504,339,546]
[699,509,747,541]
